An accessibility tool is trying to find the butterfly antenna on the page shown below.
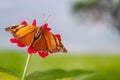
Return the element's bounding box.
[41,13,45,25]
[44,14,51,23]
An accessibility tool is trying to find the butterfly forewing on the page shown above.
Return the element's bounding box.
[53,34,67,53]
[15,25,36,38]
[5,25,37,46]
[43,30,57,50]
[18,30,36,46]
[15,25,37,46]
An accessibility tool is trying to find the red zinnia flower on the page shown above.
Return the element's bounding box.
[8,20,64,58]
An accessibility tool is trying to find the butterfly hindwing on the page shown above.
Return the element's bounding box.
[33,32,48,52]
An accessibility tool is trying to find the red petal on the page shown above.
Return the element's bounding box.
[16,40,25,47]
[32,19,36,26]
[43,23,48,27]
[10,38,18,43]
[10,38,25,47]
[55,34,61,41]
[20,21,27,25]
[28,46,37,54]
[38,52,48,58]
[42,23,51,31]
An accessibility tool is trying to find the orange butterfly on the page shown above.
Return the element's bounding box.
[5,20,67,55]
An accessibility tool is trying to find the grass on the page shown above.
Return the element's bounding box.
[0,50,120,80]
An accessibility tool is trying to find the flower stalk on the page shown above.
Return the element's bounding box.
[21,54,32,80]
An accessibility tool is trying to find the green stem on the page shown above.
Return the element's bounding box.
[21,54,32,80]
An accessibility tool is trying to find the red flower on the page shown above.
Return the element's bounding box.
[42,23,51,31]
[9,20,62,58]
[38,52,48,58]
[27,46,37,54]
[20,21,27,25]
[32,20,36,26]
[10,38,25,47]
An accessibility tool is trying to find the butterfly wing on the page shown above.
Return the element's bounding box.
[18,30,36,46]
[33,32,48,52]
[5,25,37,46]
[32,28,67,53]
[16,25,37,46]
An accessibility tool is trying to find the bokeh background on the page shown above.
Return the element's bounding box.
[0,0,120,80]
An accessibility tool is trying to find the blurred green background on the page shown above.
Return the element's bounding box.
[0,50,120,80]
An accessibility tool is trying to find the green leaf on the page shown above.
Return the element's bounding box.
[26,69,95,80]
[0,66,20,80]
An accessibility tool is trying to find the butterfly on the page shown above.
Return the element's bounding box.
[5,21,67,53]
